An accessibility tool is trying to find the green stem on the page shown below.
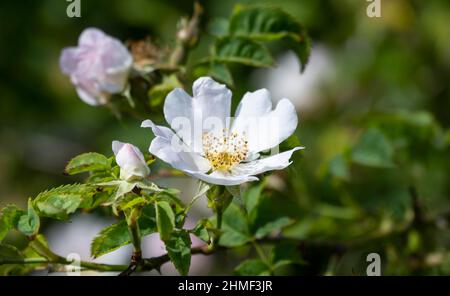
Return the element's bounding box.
[29,239,60,262]
[21,240,128,272]
[0,257,127,272]
[126,208,142,254]
[120,208,143,276]
[128,223,142,254]
[209,207,223,251]
[0,258,49,265]
[77,261,127,272]
[216,207,223,230]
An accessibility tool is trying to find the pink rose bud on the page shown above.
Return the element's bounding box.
[112,141,150,181]
[60,28,133,106]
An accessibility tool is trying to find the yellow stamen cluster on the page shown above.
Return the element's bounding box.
[203,129,248,172]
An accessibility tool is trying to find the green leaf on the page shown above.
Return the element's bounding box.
[155,187,183,209]
[351,128,395,168]
[36,195,81,220]
[136,179,164,192]
[148,74,182,108]
[91,221,129,258]
[0,205,24,241]
[209,63,234,86]
[208,17,229,37]
[86,171,115,184]
[99,180,135,205]
[254,217,293,239]
[155,201,175,241]
[228,6,310,70]
[243,181,265,217]
[219,202,251,247]
[213,37,273,67]
[0,236,49,275]
[0,244,25,276]
[98,179,163,207]
[33,184,95,220]
[190,219,212,243]
[193,61,234,86]
[328,154,350,180]
[65,152,110,175]
[119,196,148,211]
[269,242,305,270]
[165,230,192,276]
[0,243,22,259]
[286,34,311,72]
[91,211,156,258]
[225,185,241,198]
[139,204,157,234]
[79,190,112,210]
[234,259,270,275]
[229,6,304,41]
[18,199,40,237]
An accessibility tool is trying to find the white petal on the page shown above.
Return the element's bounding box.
[233,147,303,176]
[59,47,81,75]
[149,137,211,173]
[71,57,107,105]
[232,98,298,153]
[141,119,174,139]
[118,144,147,167]
[184,169,259,186]
[244,151,260,162]
[142,120,211,173]
[78,28,106,47]
[112,141,150,181]
[163,77,232,151]
[99,38,133,93]
[234,89,272,118]
[163,88,194,146]
[112,140,125,156]
[192,77,232,130]
[75,86,103,106]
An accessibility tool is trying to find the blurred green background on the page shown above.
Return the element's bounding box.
[0,0,449,275]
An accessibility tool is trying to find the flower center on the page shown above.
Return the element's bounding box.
[202,129,248,172]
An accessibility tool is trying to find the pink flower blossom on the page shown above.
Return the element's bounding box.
[60,28,133,106]
[112,141,150,181]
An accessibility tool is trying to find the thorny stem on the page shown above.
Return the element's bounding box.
[3,187,446,274]
[1,218,440,274]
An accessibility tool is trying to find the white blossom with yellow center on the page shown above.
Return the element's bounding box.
[202,129,248,171]
[142,77,303,186]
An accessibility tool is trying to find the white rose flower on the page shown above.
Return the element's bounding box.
[60,28,133,106]
[112,141,150,182]
[141,77,303,186]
